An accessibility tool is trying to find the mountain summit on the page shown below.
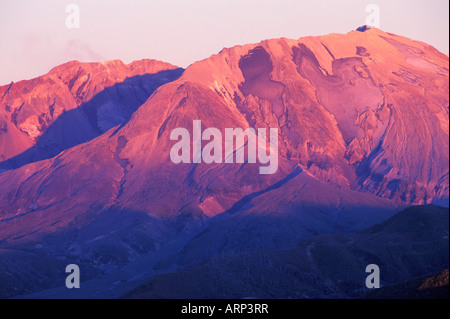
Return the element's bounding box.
[0,28,448,298]
[0,59,182,170]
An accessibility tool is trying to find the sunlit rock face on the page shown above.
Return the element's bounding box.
[0,59,182,170]
[0,29,448,298]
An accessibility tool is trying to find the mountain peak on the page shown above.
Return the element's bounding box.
[0,58,183,170]
[0,29,448,299]
[356,25,374,32]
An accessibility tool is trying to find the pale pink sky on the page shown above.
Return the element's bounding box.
[0,0,448,85]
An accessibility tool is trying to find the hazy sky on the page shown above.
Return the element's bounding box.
[0,0,448,85]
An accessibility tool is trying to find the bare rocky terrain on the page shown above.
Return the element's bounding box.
[0,27,448,298]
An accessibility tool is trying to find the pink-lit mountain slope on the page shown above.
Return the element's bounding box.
[1,27,448,239]
[0,28,448,298]
[0,59,182,170]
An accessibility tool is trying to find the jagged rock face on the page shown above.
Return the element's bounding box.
[0,28,448,299]
[0,29,448,259]
[114,27,448,212]
[0,59,182,170]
